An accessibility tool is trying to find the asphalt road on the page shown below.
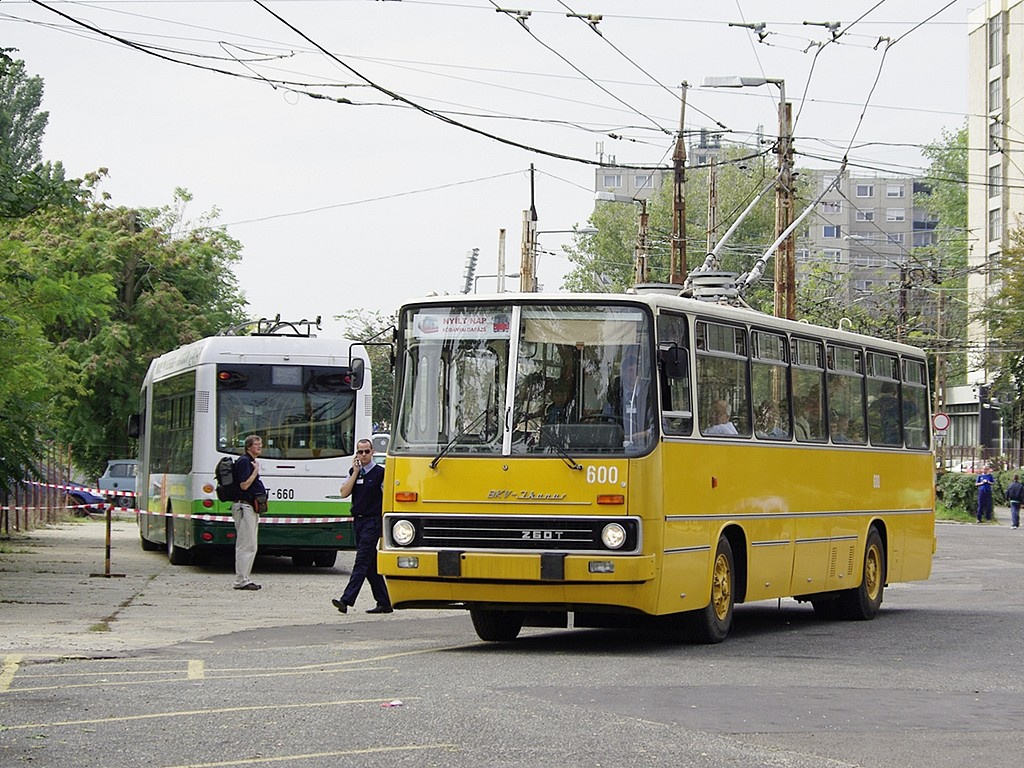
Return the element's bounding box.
[1,514,1022,767]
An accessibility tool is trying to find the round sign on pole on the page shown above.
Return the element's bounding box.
[932,412,950,432]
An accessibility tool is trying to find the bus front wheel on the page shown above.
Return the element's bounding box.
[689,535,735,644]
[838,527,885,620]
[470,608,524,642]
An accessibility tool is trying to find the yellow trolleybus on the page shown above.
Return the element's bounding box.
[378,293,935,643]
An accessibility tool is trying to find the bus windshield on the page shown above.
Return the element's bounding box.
[216,364,356,459]
[392,303,654,456]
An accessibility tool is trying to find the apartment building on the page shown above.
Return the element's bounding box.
[800,169,937,303]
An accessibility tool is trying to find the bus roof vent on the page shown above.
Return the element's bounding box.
[632,282,684,296]
[688,272,739,302]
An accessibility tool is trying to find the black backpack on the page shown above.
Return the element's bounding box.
[215,456,239,502]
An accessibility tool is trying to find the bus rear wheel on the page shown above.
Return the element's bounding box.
[689,535,735,644]
[313,551,337,568]
[470,608,524,642]
[166,517,191,566]
[838,527,885,620]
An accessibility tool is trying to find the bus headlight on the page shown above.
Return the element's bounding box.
[601,522,627,550]
[392,519,416,546]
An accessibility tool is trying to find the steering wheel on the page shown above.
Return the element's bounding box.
[580,414,620,425]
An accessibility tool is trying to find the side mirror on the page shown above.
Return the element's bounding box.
[349,357,365,390]
[658,342,687,379]
[127,413,141,439]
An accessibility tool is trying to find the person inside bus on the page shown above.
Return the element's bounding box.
[794,388,823,441]
[831,411,853,443]
[869,381,903,444]
[703,399,738,435]
[603,349,652,449]
[544,379,574,424]
[755,400,788,439]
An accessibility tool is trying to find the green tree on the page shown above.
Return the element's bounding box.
[0,52,74,218]
[0,179,248,478]
[337,309,396,431]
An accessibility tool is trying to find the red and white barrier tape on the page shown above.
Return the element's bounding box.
[135,509,352,524]
[21,480,136,498]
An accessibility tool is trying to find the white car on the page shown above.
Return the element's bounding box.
[97,459,139,505]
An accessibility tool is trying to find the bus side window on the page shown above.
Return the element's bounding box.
[657,313,692,436]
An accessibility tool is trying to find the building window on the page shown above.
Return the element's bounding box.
[634,174,652,189]
[990,164,1001,198]
[887,233,905,245]
[989,208,1002,242]
[821,201,842,214]
[822,225,841,239]
[855,209,874,222]
[852,253,871,267]
[913,232,935,248]
[854,279,875,292]
[885,184,905,198]
[796,248,810,262]
[822,174,840,192]
[886,208,906,222]
[990,121,1002,154]
[856,184,874,198]
[990,14,1002,68]
[989,78,1002,114]
[602,174,622,188]
[824,249,842,263]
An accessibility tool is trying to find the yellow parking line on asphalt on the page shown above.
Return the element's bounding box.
[162,743,455,768]
[0,654,23,692]
[3,697,421,730]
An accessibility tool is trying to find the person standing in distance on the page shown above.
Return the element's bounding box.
[232,434,265,590]
[332,439,392,614]
[975,464,995,524]
[1006,473,1023,529]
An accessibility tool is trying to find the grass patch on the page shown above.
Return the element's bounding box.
[88,622,111,633]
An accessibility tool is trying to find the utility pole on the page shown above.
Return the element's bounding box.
[896,264,910,343]
[520,163,538,293]
[670,82,688,285]
[634,199,649,285]
[706,157,718,254]
[774,95,795,320]
[497,228,507,293]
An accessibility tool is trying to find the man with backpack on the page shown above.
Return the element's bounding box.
[232,434,266,590]
[1007,473,1024,530]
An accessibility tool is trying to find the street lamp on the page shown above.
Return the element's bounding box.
[702,75,794,319]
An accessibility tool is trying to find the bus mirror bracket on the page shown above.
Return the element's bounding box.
[658,342,686,379]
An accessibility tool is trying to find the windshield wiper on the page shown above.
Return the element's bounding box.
[545,439,584,471]
[430,409,490,469]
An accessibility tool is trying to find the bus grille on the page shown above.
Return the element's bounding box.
[383,514,640,553]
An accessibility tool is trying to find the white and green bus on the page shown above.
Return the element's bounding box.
[129,319,372,567]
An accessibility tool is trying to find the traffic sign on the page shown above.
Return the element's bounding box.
[932,412,950,432]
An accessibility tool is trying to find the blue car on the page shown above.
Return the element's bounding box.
[65,486,107,514]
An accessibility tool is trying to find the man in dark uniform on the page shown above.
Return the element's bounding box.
[332,438,392,614]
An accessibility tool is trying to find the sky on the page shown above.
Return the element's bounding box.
[3,0,980,339]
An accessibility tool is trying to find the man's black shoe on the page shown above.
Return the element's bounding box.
[331,598,348,614]
[366,605,393,614]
